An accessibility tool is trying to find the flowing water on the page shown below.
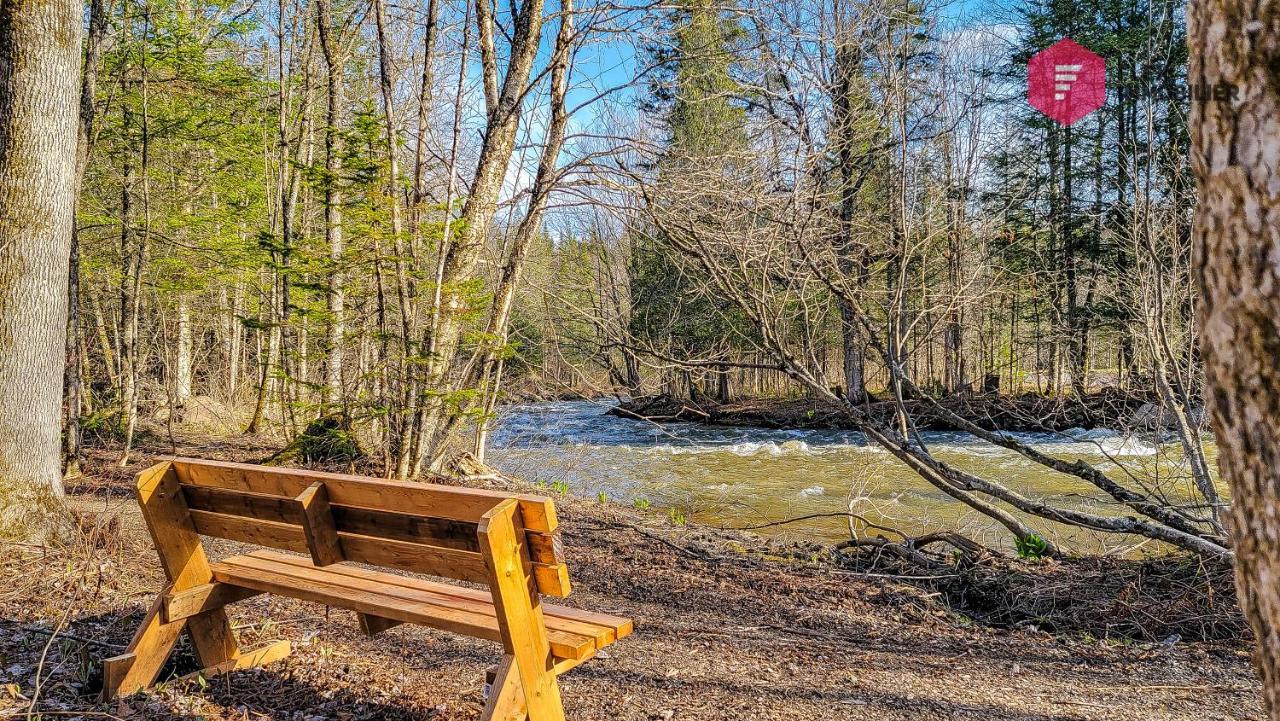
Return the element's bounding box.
[487,400,1216,554]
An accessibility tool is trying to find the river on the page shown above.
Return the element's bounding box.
[486,399,1214,554]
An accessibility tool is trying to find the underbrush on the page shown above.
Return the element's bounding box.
[834,546,1246,643]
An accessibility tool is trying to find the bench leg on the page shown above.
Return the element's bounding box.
[103,463,247,700]
[479,499,566,721]
[102,587,186,700]
[482,654,528,721]
[102,589,292,700]
[357,612,404,637]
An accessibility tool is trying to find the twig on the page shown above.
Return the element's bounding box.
[579,522,712,559]
[27,600,77,718]
[19,625,124,652]
[724,512,906,539]
[2,713,128,720]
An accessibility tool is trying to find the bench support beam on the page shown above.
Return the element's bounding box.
[296,481,344,566]
[103,585,187,699]
[483,654,528,721]
[164,582,263,623]
[357,612,404,636]
[103,462,287,700]
[176,640,293,684]
[479,499,565,721]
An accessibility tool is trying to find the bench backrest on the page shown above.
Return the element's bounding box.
[136,458,571,597]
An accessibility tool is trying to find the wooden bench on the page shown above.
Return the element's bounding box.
[102,458,632,721]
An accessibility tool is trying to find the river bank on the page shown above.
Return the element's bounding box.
[0,434,1260,719]
[609,389,1177,433]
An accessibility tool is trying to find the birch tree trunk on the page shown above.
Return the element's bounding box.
[414,0,549,469]
[1188,2,1280,715]
[176,296,193,406]
[0,0,82,541]
[315,0,345,408]
[471,0,575,461]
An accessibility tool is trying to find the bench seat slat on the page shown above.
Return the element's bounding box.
[210,552,608,660]
[247,550,633,645]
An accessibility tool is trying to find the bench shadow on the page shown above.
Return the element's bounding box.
[2,607,1147,721]
[2,613,486,720]
[178,668,457,720]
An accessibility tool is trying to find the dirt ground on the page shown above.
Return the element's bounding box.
[0,437,1265,720]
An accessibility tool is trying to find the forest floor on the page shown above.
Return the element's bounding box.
[610,389,1172,433]
[0,433,1263,721]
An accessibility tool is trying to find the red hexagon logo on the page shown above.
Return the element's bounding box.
[1028,39,1106,126]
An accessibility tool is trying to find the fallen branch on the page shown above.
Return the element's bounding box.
[19,625,124,652]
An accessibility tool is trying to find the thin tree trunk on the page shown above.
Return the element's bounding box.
[373,0,415,473]
[230,278,243,397]
[1189,2,1280,715]
[315,0,345,409]
[0,0,82,540]
[63,0,107,479]
[411,0,476,476]
[176,296,192,406]
[469,0,576,463]
[93,293,119,386]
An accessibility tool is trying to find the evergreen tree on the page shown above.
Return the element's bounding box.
[631,0,751,400]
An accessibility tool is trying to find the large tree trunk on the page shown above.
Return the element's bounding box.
[0,0,82,541]
[1189,2,1280,716]
[830,34,869,405]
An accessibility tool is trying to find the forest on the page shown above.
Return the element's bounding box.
[4,0,1280,716]
[56,0,1216,551]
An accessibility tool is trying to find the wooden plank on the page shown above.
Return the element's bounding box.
[164,583,262,623]
[188,510,308,552]
[219,553,601,653]
[296,482,344,566]
[245,550,622,647]
[339,532,490,583]
[185,484,481,551]
[334,504,479,550]
[182,485,301,524]
[172,458,558,533]
[101,585,186,700]
[210,555,595,660]
[527,532,564,566]
[180,483,562,564]
[551,650,595,677]
[133,462,241,670]
[174,458,533,525]
[532,563,572,598]
[481,654,528,721]
[479,499,566,721]
[188,510,492,583]
[357,612,404,636]
[101,652,136,700]
[176,640,292,684]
